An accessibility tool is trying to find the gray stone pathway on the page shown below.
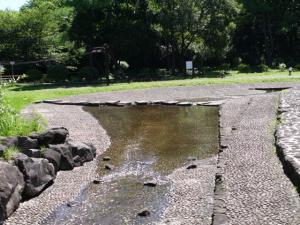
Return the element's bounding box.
[277,90,300,194]
[218,94,300,225]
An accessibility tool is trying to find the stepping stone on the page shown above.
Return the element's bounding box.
[135,101,149,105]
[195,102,209,106]
[43,99,62,104]
[59,101,73,105]
[104,164,113,170]
[138,210,151,217]
[187,164,197,170]
[151,100,165,105]
[202,101,225,106]
[105,101,120,106]
[93,179,101,184]
[187,157,197,161]
[220,144,228,149]
[177,102,193,106]
[117,101,132,106]
[87,102,102,106]
[161,101,179,105]
[103,156,111,161]
[74,101,89,106]
[143,181,157,187]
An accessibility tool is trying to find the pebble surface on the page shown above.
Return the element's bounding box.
[218,94,300,225]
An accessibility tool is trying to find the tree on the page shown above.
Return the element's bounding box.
[151,0,239,74]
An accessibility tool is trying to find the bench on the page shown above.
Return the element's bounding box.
[0,75,20,83]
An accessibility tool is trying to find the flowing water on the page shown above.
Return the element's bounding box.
[44,105,219,225]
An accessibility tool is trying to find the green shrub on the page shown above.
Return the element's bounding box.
[294,64,300,71]
[118,61,130,70]
[2,147,20,161]
[0,86,44,136]
[25,69,43,82]
[47,64,69,82]
[256,64,269,72]
[0,65,4,75]
[278,63,287,71]
[237,63,251,73]
[78,66,99,82]
[220,63,230,71]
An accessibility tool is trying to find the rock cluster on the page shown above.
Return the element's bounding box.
[0,127,97,224]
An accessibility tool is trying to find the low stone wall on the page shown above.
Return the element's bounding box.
[0,128,97,225]
[38,99,226,107]
[276,90,300,189]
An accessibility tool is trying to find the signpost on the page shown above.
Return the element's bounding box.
[186,61,194,76]
[186,61,193,70]
[9,61,16,82]
[10,61,15,77]
[0,64,4,84]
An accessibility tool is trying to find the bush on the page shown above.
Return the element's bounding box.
[278,63,287,71]
[2,147,20,161]
[47,64,69,82]
[0,65,4,75]
[78,66,99,82]
[294,64,300,71]
[237,63,251,73]
[219,63,231,71]
[256,64,269,72]
[25,69,43,82]
[0,86,44,136]
[118,61,130,70]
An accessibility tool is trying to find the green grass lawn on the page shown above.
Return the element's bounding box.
[5,70,300,111]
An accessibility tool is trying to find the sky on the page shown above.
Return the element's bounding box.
[0,0,28,11]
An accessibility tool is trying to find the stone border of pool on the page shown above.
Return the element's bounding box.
[35,99,226,107]
[276,90,300,191]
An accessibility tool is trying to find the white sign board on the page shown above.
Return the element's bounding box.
[10,61,15,65]
[186,61,193,70]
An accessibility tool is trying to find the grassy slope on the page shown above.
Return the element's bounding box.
[6,70,300,111]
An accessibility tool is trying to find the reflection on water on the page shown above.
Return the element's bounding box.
[91,105,219,174]
[44,105,219,225]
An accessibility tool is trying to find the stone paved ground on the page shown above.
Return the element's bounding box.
[276,90,300,206]
[65,82,299,103]
[219,94,300,225]
[5,82,300,225]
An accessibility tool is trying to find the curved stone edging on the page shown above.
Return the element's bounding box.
[276,91,300,190]
[36,99,226,107]
[213,93,300,225]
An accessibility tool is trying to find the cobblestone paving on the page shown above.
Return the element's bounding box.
[277,90,300,195]
[219,94,300,225]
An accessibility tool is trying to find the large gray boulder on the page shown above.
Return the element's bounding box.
[13,154,55,198]
[43,148,61,173]
[49,144,74,171]
[0,161,24,223]
[0,136,38,152]
[0,145,6,158]
[66,140,96,166]
[22,149,41,158]
[31,127,69,147]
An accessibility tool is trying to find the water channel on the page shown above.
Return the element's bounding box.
[44,105,219,225]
